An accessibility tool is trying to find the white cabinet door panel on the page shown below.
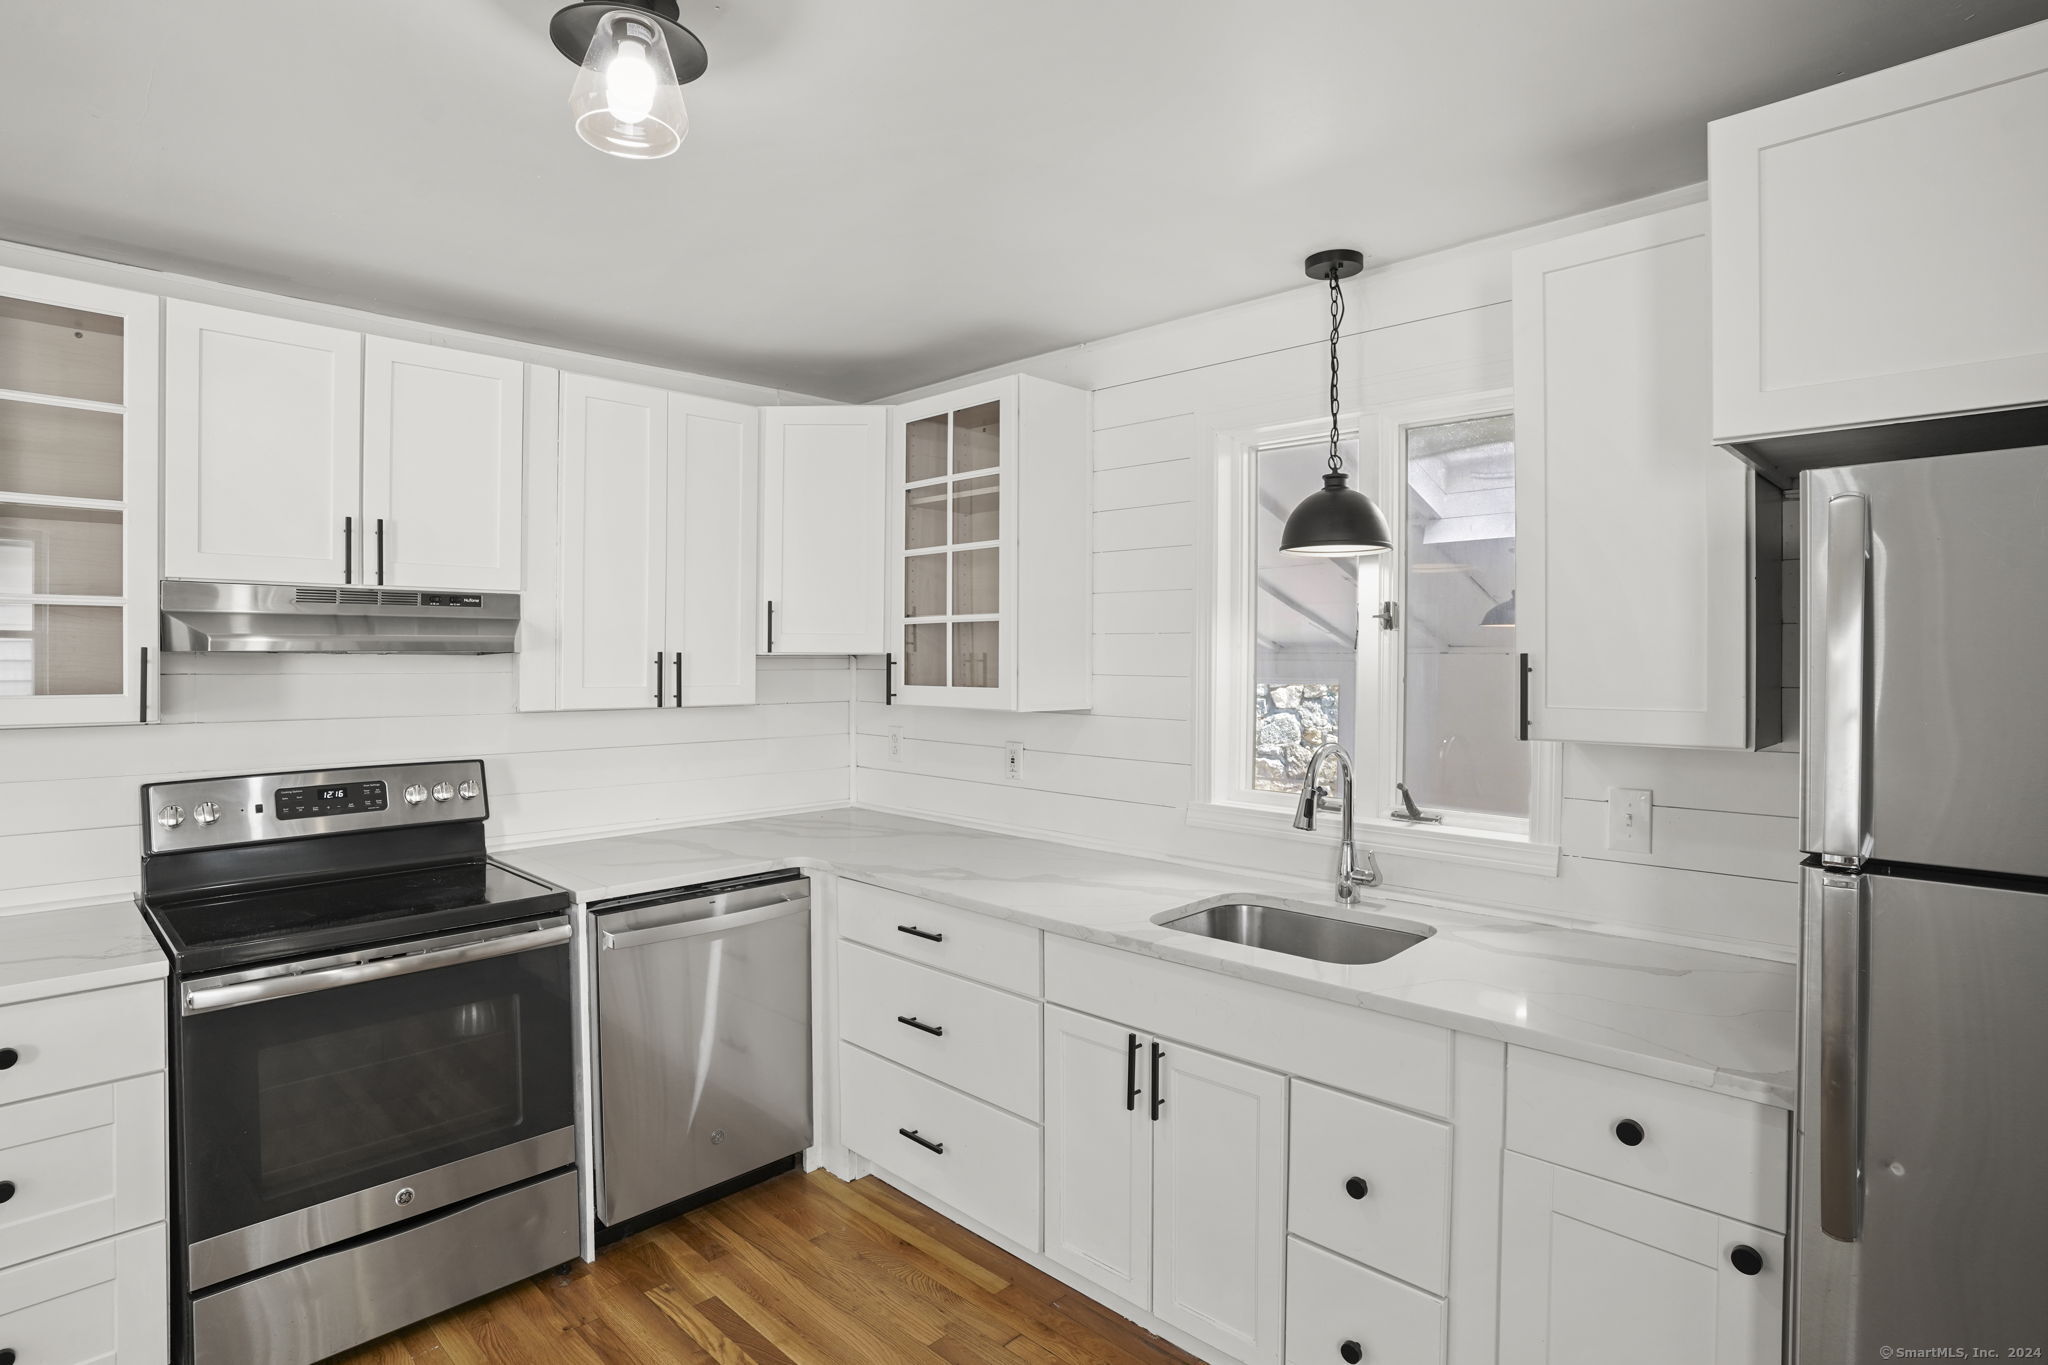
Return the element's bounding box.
[557,373,666,710]
[0,1223,167,1365]
[762,406,887,654]
[1151,1039,1287,1365]
[362,336,523,592]
[164,301,361,585]
[1042,1005,1151,1311]
[667,393,759,706]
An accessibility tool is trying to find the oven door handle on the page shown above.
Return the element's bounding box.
[180,922,572,1016]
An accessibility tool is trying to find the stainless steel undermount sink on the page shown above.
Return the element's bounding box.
[1157,896,1434,965]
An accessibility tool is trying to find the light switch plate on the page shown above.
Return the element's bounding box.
[1607,788,1652,854]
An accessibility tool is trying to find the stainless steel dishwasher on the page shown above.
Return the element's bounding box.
[592,870,812,1231]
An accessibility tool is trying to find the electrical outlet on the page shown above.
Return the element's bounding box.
[1607,788,1653,854]
[887,727,903,761]
[1005,741,1024,781]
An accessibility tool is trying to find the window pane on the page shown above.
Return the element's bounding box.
[0,398,124,500]
[1253,439,1361,795]
[904,552,946,619]
[0,603,123,697]
[0,298,124,405]
[952,474,999,544]
[904,483,947,550]
[0,502,124,596]
[905,414,948,483]
[954,547,997,615]
[952,620,998,688]
[1402,414,1526,818]
[903,623,946,686]
[953,402,1000,473]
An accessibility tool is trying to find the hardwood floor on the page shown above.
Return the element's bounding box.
[330,1169,1202,1365]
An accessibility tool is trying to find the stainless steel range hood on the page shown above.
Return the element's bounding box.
[161,582,519,654]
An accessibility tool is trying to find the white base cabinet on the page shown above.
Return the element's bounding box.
[1498,1154,1783,1365]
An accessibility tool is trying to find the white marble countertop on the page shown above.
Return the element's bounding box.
[0,899,167,1007]
[509,807,1796,1108]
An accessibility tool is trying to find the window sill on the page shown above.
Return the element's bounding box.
[1186,801,1561,877]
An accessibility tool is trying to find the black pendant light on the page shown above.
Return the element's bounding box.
[551,2,708,159]
[1279,249,1394,557]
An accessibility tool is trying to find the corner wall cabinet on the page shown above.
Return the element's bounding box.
[0,266,159,727]
[545,372,758,711]
[164,301,524,591]
[1513,203,1774,749]
[1710,18,2048,445]
[761,405,889,655]
[887,375,1091,710]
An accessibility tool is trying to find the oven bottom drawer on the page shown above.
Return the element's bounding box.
[190,1170,577,1365]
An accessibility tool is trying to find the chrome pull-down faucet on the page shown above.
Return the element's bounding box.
[1292,742,1382,901]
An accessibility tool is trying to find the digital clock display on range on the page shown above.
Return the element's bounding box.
[274,781,388,821]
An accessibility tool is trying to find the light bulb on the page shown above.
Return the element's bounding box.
[605,38,657,124]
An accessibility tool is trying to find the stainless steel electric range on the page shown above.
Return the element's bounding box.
[136,760,579,1365]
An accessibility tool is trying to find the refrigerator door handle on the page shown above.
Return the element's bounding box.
[1818,870,1867,1242]
[1819,492,1873,864]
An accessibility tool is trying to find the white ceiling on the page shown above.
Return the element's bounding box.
[0,0,2040,400]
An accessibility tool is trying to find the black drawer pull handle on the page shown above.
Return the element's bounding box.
[0,1048,16,1069]
[0,1181,14,1204]
[1730,1244,1764,1276]
[1614,1118,1646,1147]
[1341,1342,1363,1364]
[896,925,944,943]
[1126,1032,1140,1112]
[1150,1042,1164,1121]
[899,1128,943,1155]
[1345,1176,1369,1200]
[897,1015,944,1037]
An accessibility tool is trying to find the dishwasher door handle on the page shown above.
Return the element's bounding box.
[600,897,809,951]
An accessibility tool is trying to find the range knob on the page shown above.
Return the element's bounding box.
[157,804,186,829]
[432,782,456,803]
[193,802,222,826]
[403,784,430,806]
[457,779,481,801]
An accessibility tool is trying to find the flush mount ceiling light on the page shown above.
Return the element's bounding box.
[550,2,707,159]
[1279,248,1394,557]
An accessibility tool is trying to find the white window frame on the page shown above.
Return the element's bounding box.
[1190,395,1561,876]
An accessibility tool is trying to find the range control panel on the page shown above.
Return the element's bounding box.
[143,761,488,855]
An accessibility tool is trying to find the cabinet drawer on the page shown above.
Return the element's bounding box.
[838,880,1041,997]
[0,983,163,1108]
[0,1075,167,1271]
[1506,1048,1788,1230]
[839,1044,1040,1251]
[840,942,1040,1120]
[1286,1236,1444,1365]
[1288,1080,1452,1295]
[0,1223,167,1364]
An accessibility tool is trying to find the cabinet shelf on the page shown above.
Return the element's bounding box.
[0,386,125,416]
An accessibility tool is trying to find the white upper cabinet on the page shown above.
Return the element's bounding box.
[1514,204,1764,749]
[887,375,1091,711]
[666,392,759,707]
[1710,19,2048,444]
[0,267,160,728]
[362,336,524,591]
[761,405,888,655]
[164,302,362,586]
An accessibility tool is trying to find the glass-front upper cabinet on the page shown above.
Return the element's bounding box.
[887,375,1092,711]
[0,266,160,727]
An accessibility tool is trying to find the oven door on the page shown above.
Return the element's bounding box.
[175,918,574,1291]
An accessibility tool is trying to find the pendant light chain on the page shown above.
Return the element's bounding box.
[1327,272,1346,476]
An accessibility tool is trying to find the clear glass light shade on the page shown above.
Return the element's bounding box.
[570,11,688,159]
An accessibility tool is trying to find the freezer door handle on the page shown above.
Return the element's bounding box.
[1818,493,1872,863]
[1819,871,1867,1242]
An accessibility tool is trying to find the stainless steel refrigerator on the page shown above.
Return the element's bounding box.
[1795,445,2048,1362]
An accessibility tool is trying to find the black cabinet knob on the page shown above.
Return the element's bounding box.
[1340,1341,1363,1364]
[1730,1244,1764,1276]
[1614,1118,1645,1147]
[0,1047,16,1069]
[1345,1176,1369,1200]
[0,1181,14,1204]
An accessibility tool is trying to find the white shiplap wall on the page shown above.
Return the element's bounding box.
[856,184,1807,958]
[0,654,852,910]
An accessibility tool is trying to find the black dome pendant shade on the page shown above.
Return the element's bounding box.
[1280,248,1394,557]
[551,0,709,82]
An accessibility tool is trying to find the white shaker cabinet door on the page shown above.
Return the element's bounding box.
[362,336,524,592]
[1150,1038,1288,1365]
[666,392,759,706]
[1042,1006,1152,1312]
[1513,203,1757,748]
[1498,1154,1784,1365]
[557,372,667,710]
[761,405,888,655]
[164,301,362,585]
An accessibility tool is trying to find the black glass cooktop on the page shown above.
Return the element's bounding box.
[142,858,573,975]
